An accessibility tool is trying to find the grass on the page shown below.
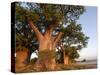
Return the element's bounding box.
[58,63,97,70]
[15,62,97,73]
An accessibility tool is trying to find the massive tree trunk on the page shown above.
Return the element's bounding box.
[59,42,69,65]
[15,48,29,68]
[63,51,69,65]
[28,21,63,71]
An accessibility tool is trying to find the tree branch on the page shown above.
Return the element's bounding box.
[28,21,44,41]
[54,32,63,46]
[44,27,53,39]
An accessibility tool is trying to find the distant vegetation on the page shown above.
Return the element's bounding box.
[82,59,86,62]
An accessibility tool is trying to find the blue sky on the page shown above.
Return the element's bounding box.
[77,6,97,60]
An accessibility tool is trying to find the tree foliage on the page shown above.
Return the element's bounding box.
[57,22,89,62]
[15,2,89,61]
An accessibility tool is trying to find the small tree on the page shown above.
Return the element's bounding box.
[82,59,86,62]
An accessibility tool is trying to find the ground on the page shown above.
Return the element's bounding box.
[15,63,97,73]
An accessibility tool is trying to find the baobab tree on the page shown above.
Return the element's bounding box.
[15,2,88,70]
[56,22,89,65]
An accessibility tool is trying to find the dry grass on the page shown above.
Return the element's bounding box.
[57,63,97,70]
[15,62,97,73]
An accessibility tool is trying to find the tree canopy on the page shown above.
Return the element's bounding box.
[15,2,89,61]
